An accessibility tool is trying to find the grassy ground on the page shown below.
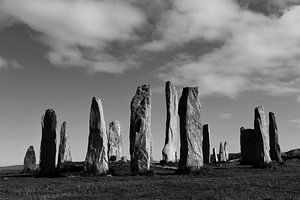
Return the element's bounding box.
[0,160,299,200]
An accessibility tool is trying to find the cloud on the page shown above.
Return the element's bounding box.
[287,119,300,129]
[0,56,22,71]
[0,0,146,73]
[217,113,234,120]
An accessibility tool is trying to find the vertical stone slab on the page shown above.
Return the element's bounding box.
[178,87,203,171]
[57,121,72,170]
[212,148,218,163]
[130,85,151,174]
[240,127,257,164]
[224,141,229,161]
[23,145,36,173]
[85,97,109,175]
[162,81,178,163]
[219,142,226,162]
[202,124,210,164]
[254,106,271,164]
[108,120,123,161]
[39,109,57,177]
[269,112,282,163]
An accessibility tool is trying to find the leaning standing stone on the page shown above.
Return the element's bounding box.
[269,112,282,163]
[23,145,36,173]
[202,124,210,164]
[57,121,72,170]
[108,120,123,161]
[219,142,226,162]
[85,97,109,175]
[130,85,151,175]
[178,87,203,171]
[162,81,178,163]
[39,109,57,177]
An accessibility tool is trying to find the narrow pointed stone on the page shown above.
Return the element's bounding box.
[254,106,271,164]
[212,148,218,163]
[39,109,57,177]
[162,81,178,163]
[219,142,226,162]
[108,120,123,161]
[23,145,36,173]
[130,85,151,174]
[202,124,210,164]
[269,112,282,163]
[178,87,203,171]
[224,141,229,161]
[57,121,72,170]
[85,97,109,175]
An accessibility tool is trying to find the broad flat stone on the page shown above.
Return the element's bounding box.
[85,97,109,175]
[39,109,57,177]
[129,85,151,174]
[202,124,210,164]
[57,121,72,170]
[162,81,178,163]
[269,112,282,163]
[23,145,36,173]
[178,87,203,171]
[108,120,123,161]
[240,127,257,164]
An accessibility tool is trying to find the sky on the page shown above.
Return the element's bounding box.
[0,0,300,166]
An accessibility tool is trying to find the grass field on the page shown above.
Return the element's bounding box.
[0,160,299,200]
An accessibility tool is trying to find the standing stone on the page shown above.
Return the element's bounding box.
[57,121,72,170]
[162,81,178,163]
[254,106,271,164]
[108,120,123,161]
[23,145,36,173]
[39,109,57,177]
[130,85,151,174]
[219,142,226,162]
[224,141,229,161]
[178,87,203,171]
[85,97,109,175]
[240,127,257,164]
[269,112,282,163]
[202,124,210,164]
[212,148,218,163]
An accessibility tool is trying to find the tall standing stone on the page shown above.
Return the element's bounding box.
[108,120,123,161]
[240,127,257,164]
[224,141,229,161]
[178,87,203,171]
[130,85,151,174]
[212,148,218,163]
[23,145,36,173]
[202,124,210,164]
[57,121,72,170]
[269,112,282,163]
[162,81,178,163]
[219,142,226,162]
[254,106,271,164]
[85,97,109,175]
[39,109,57,177]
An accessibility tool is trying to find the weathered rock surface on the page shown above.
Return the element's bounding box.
[254,106,271,164]
[85,97,109,175]
[108,120,123,161]
[202,124,210,164]
[121,156,128,163]
[39,109,57,177]
[219,142,226,162]
[224,141,229,161]
[211,148,218,163]
[162,81,178,163]
[240,127,257,164]
[130,85,151,174]
[178,87,203,171]
[269,112,282,163]
[23,145,36,173]
[57,121,72,170]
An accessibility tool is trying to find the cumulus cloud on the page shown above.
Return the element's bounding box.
[0,56,22,71]
[217,113,234,120]
[0,0,146,73]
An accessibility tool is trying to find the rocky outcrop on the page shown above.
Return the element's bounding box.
[23,145,36,173]
[162,81,178,163]
[108,120,123,161]
[39,109,57,177]
[85,97,109,175]
[129,85,151,175]
[224,142,229,161]
[211,148,218,163]
[219,142,226,162]
[269,112,282,163]
[254,106,271,164]
[178,87,203,171]
[202,124,210,164]
[57,121,72,170]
